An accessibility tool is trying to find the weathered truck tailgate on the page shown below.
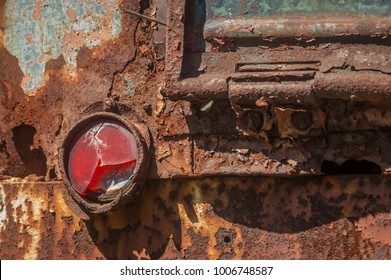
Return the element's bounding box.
[1,176,391,259]
[1,0,391,260]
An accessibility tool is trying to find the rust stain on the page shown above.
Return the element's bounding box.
[0,185,6,230]
[2,0,391,180]
[31,1,47,21]
[66,6,77,23]
[2,0,123,94]
[0,0,138,179]
[0,180,48,259]
[2,0,391,261]
[1,175,391,259]
[0,181,104,259]
[358,213,391,245]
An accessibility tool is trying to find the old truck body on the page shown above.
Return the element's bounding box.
[1,0,391,259]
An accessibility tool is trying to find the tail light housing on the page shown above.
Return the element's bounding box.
[59,112,150,214]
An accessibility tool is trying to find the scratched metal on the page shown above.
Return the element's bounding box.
[1,176,391,259]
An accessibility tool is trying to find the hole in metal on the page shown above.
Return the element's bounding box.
[12,124,47,177]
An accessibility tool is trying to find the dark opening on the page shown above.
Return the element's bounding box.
[245,110,264,132]
[49,168,57,180]
[321,160,382,175]
[12,124,47,177]
[140,0,150,14]
[223,236,231,243]
[180,0,206,78]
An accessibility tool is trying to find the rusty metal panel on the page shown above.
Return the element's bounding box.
[0,0,140,180]
[1,0,391,260]
[2,0,122,95]
[0,180,103,259]
[1,176,391,259]
[206,0,391,17]
[2,1,391,179]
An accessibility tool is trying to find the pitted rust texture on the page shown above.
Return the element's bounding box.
[206,0,391,17]
[159,1,391,178]
[2,0,391,178]
[153,99,391,177]
[203,0,391,40]
[2,0,123,94]
[0,0,194,180]
[0,0,153,179]
[1,176,391,259]
[1,0,391,261]
[0,179,103,259]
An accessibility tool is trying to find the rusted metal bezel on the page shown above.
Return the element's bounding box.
[59,112,150,215]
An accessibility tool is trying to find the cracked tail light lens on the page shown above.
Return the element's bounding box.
[67,119,138,200]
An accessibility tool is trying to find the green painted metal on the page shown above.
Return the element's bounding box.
[3,0,122,94]
[207,0,391,18]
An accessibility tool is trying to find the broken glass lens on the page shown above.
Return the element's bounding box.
[67,119,137,200]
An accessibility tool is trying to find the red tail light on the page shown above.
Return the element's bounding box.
[60,112,150,215]
[68,120,137,200]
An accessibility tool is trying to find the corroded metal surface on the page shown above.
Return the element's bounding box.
[1,0,391,260]
[2,0,391,179]
[161,0,391,178]
[3,0,122,94]
[207,0,391,17]
[202,0,391,42]
[1,176,391,259]
[0,179,103,259]
[0,0,140,180]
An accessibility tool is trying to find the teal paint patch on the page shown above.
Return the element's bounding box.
[3,0,122,95]
[124,78,135,98]
[207,0,391,18]
[112,9,122,37]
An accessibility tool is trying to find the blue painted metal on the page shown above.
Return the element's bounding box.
[207,0,391,18]
[3,0,122,95]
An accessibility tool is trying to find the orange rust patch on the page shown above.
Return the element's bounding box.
[66,7,77,23]
[32,1,47,21]
[358,213,391,245]
[1,176,391,259]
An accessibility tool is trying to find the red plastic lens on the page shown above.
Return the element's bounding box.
[67,119,137,199]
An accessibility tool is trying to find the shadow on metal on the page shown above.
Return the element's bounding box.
[86,175,391,259]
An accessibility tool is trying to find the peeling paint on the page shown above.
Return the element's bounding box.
[2,0,391,261]
[124,78,135,97]
[3,0,122,95]
[1,176,391,259]
[9,187,45,259]
[0,184,7,231]
[208,0,391,18]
